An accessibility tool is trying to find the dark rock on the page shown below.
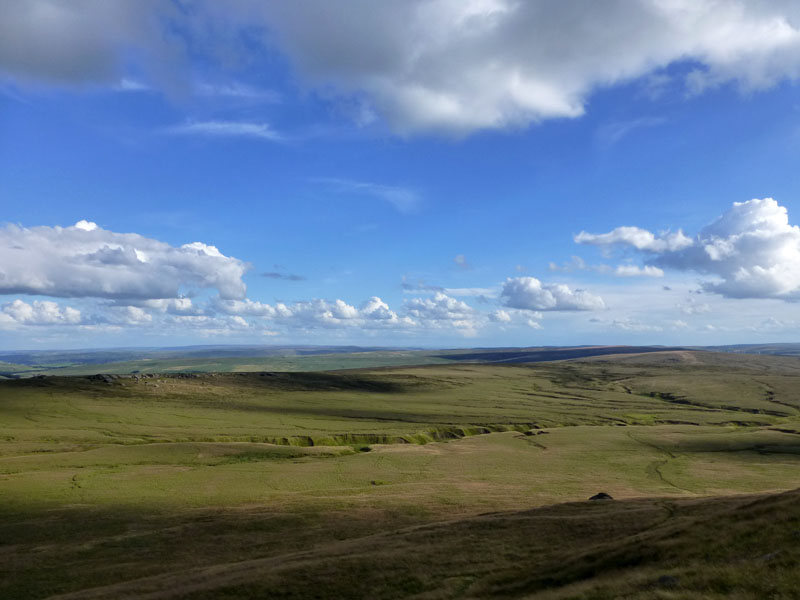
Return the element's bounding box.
[589,492,613,501]
[758,551,782,563]
[656,575,679,588]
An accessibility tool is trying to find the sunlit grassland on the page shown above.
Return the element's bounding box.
[1,351,799,598]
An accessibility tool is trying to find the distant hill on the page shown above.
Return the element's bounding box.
[0,344,405,366]
[431,345,679,364]
[700,343,800,356]
[1,342,800,377]
[576,348,800,374]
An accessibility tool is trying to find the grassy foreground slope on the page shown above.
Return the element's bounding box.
[1,350,799,598]
[46,489,800,600]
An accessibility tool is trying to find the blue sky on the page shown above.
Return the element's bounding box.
[2,0,800,350]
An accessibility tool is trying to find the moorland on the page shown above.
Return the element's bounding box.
[1,347,799,599]
[3,342,800,378]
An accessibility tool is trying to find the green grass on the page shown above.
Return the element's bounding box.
[0,351,799,598]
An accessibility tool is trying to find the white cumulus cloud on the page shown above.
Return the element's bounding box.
[489,309,512,323]
[615,265,665,277]
[405,292,474,321]
[575,227,692,252]
[678,298,711,315]
[107,305,153,325]
[215,292,482,332]
[1,299,82,326]
[215,296,416,330]
[577,198,800,301]
[138,298,199,315]
[252,1,800,135]
[0,220,248,300]
[6,2,800,135]
[501,277,605,311]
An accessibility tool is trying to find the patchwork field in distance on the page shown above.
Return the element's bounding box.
[1,349,799,599]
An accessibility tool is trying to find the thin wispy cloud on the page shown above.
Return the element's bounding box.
[315,178,421,214]
[401,281,444,294]
[401,279,498,299]
[444,287,498,298]
[196,82,280,102]
[0,84,32,105]
[166,121,283,141]
[596,117,667,146]
[261,271,306,282]
[115,80,280,103]
[115,78,151,92]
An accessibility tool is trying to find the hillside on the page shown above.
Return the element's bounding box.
[1,353,799,598]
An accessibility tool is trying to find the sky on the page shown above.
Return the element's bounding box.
[2,0,800,350]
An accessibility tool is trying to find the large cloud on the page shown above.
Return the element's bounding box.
[252,0,800,135]
[5,2,800,134]
[0,0,182,88]
[501,277,605,311]
[0,220,248,300]
[576,198,800,300]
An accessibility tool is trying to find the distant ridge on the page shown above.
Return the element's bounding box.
[698,343,800,356]
[432,345,680,364]
[2,343,800,378]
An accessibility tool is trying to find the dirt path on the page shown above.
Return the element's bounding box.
[625,431,695,494]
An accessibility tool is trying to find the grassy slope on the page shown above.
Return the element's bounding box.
[1,351,799,598]
[42,489,800,600]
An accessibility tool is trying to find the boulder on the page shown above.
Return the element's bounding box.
[588,492,613,501]
[656,575,679,589]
